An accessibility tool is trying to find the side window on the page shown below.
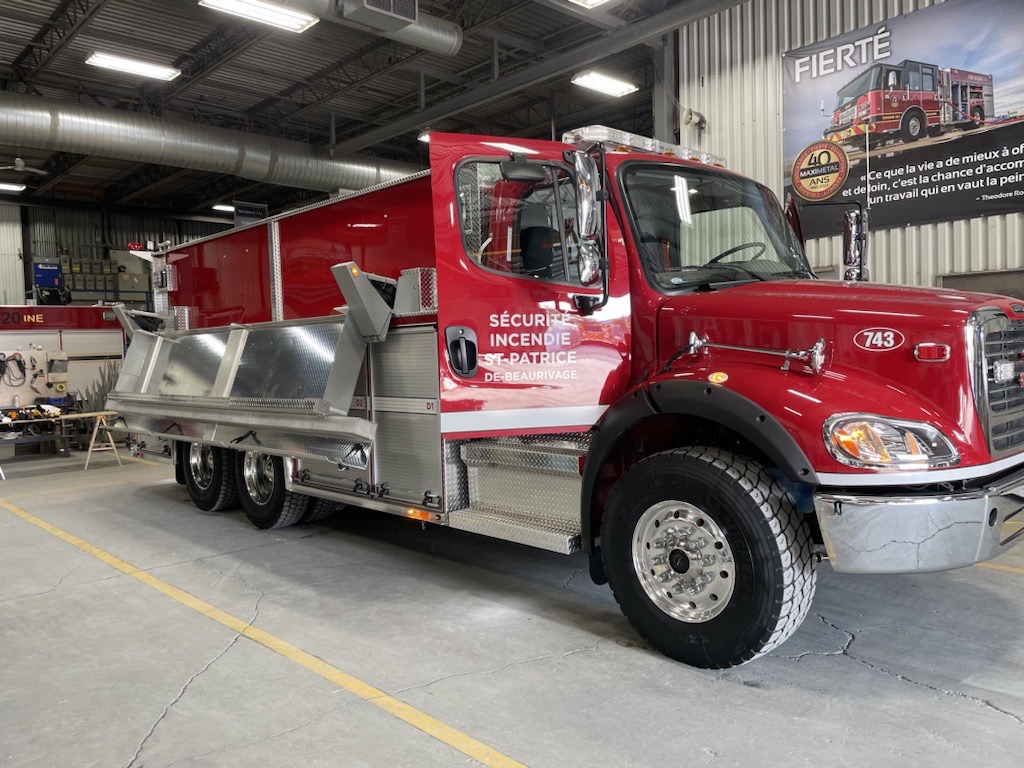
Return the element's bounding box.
[457,160,582,285]
[908,63,922,91]
[922,66,936,93]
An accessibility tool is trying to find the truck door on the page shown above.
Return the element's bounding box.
[429,134,631,438]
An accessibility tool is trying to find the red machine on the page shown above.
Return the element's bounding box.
[824,59,994,146]
[109,126,1024,668]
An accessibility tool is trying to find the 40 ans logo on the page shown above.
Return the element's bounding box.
[792,140,849,201]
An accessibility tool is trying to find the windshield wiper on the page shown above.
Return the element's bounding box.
[697,262,766,282]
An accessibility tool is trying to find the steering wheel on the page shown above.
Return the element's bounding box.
[706,242,767,264]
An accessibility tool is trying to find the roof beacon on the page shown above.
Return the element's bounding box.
[563,125,726,167]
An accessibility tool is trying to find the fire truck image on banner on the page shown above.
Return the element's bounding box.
[824,60,994,148]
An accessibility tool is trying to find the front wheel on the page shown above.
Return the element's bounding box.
[900,110,925,143]
[235,451,308,530]
[602,447,816,668]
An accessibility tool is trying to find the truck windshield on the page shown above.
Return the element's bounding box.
[835,65,883,109]
[620,164,812,292]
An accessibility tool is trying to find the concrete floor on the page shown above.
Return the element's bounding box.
[1,450,1022,768]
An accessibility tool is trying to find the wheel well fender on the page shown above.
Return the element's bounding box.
[901,106,926,126]
[580,381,817,556]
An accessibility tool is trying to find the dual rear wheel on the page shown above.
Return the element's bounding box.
[181,443,338,528]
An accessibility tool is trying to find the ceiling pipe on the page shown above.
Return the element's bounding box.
[283,1,463,57]
[0,91,419,192]
[333,0,743,155]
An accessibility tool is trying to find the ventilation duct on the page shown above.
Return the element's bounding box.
[283,0,462,57]
[0,91,419,193]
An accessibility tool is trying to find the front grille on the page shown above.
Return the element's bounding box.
[984,318,1024,455]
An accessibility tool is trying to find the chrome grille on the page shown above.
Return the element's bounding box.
[983,316,1024,456]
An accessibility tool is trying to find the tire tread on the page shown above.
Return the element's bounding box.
[602,446,817,667]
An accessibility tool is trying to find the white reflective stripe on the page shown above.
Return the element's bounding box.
[440,405,607,433]
[817,451,1024,487]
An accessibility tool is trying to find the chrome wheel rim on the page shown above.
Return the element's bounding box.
[188,444,215,491]
[909,116,921,137]
[632,501,735,623]
[242,451,275,505]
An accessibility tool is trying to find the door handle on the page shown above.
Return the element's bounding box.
[445,326,478,377]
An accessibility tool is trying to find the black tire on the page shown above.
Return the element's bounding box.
[602,447,816,668]
[234,451,307,530]
[302,497,340,523]
[900,110,926,143]
[174,441,186,485]
[183,444,238,511]
[965,106,983,130]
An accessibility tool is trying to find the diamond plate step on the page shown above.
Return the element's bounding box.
[448,505,581,554]
[461,439,586,476]
[455,437,589,550]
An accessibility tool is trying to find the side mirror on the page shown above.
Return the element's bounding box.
[842,208,868,281]
[573,151,599,238]
[573,151,603,287]
[887,71,898,91]
[577,241,601,286]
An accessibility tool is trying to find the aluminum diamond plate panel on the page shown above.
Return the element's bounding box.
[148,330,231,397]
[448,506,581,554]
[231,320,343,400]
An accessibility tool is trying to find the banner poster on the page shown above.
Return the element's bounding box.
[782,0,1024,239]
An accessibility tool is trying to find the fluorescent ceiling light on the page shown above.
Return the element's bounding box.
[199,0,319,33]
[213,204,235,212]
[0,182,27,193]
[571,70,638,98]
[567,0,612,7]
[86,52,181,81]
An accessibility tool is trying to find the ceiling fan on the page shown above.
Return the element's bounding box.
[0,156,48,176]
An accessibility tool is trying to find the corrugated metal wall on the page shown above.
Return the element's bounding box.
[0,204,24,303]
[26,208,225,261]
[678,0,1024,287]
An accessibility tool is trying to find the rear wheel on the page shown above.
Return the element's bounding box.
[965,106,983,130]
[602,447,816,668]
[235,451,307,530]
[303,497,340,523]
[184,444,237,511]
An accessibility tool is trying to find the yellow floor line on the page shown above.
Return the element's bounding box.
[976,561,1024,576]
[0,498,526,768]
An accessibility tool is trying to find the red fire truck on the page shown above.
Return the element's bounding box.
[108,126,1024,668]
[824,59,994,147]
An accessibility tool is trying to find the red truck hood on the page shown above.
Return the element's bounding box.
[657,280,1024,469]
[660,280,1020,329]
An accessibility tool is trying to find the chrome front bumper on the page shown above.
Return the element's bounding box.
[814,473,1024,574]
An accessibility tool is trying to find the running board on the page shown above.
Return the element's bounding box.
[448,505,581,554]
[448,436,589,554]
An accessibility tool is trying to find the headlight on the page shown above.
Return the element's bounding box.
[824,414,960,470]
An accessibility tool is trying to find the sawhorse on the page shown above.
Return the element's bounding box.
[84,413,122,470]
